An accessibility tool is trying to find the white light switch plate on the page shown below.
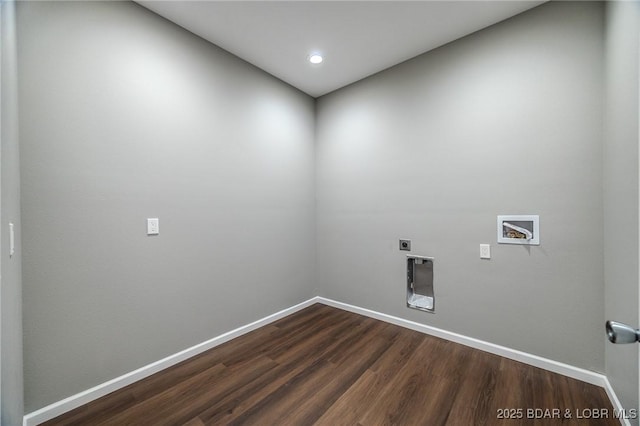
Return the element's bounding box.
[9,222,14,257]
[147,218,159,235]
[480,244,491,259]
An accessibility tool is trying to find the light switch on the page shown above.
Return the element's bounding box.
[9,222,15,257]
[147,218,159,235]
[480,244,491,259]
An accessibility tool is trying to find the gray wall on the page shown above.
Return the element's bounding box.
[316,1,605,371]
[17,1,315,412]
[604,0,640,419]
[17,0,636,418]
[1,0,24,424]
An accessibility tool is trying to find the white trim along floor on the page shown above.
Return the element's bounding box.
[23,297,629,426]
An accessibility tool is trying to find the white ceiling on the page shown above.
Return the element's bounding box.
[137,1,545,98]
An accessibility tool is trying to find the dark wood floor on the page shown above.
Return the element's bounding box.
[43,304,617,426]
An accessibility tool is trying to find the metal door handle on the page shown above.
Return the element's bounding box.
[606,320,640,344]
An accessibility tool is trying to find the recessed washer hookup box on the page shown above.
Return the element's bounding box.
[497,215,540,245]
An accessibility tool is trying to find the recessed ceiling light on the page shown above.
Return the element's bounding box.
[308,54,323,64]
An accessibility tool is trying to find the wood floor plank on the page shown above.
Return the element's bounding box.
[357,338,456,425]
[224,358,336,425]
[314,369,384,426]
[98,357,275,426]
[281,333,395,425]
[43,304,617,426]
[95,362,228,426]
[181,417,205,426]
[197,314,367,424]
[226,322,394,425]
[197,353,326,424]
[40,390,138,426]
[269,303,328,330]
[478,357,532,426]
[446,350,500,426]
[267,311,361,363]
[314,330,425,425]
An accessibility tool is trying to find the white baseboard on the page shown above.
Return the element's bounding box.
[24,296,627,426]
[22,297,320,426]
[316,298,607,387]
[602,377,632,426]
